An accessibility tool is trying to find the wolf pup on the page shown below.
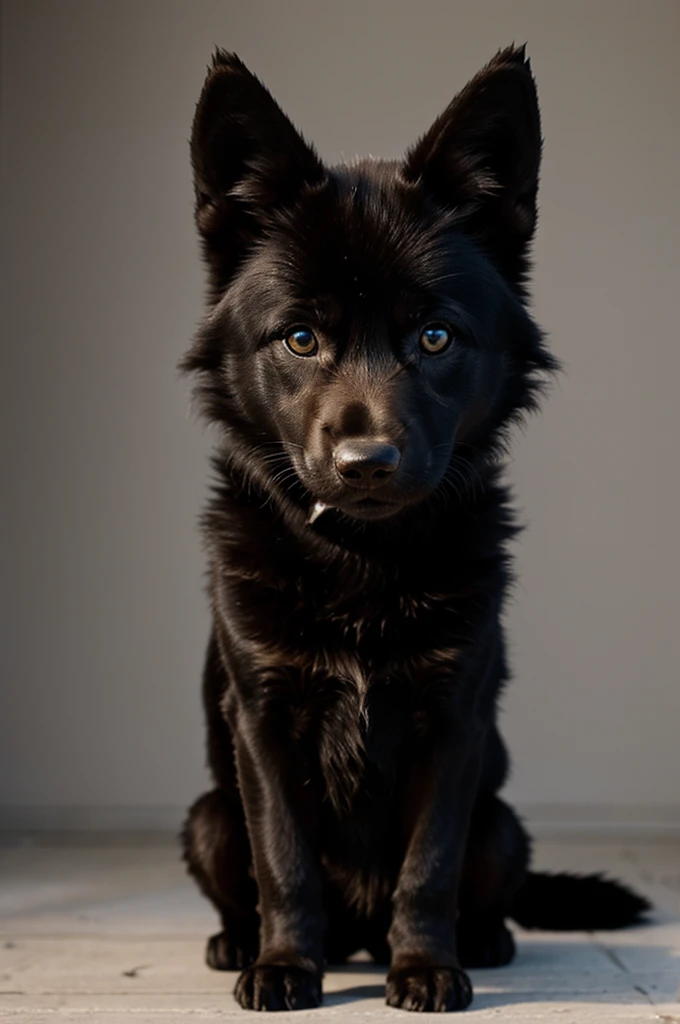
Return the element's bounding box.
[181,46,648,1012]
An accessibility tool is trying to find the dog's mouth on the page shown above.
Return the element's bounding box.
[307,496,403,524]
[349,497,401,519]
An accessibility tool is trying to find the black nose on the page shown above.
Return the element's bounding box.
[333,440,401,489]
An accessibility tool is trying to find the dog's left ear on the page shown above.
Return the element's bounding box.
[191,50,326,296]
[403,45,541,286]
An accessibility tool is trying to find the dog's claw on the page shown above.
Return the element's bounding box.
[234,964,322,1011]
[386,966,473,1013]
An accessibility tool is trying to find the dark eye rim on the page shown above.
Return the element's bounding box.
[418,322,455,355]
[282,325,319,357]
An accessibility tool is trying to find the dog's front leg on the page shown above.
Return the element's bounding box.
[231,720,324,1011]
[387,725,483,1012]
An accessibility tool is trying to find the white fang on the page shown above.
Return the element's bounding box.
[307,501,330,525]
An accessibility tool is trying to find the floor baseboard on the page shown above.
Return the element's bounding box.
[0,804,185,832]
[1,803,679,838]
[516,802,680,838]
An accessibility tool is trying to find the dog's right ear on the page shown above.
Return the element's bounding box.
[191,51,325,295]
[403,46,541,290]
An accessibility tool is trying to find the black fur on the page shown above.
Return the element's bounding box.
[180,46,649,1013]
[512,872,651,932]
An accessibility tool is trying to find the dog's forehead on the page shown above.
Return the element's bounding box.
[234,162,495,340]
[270,162,454,301]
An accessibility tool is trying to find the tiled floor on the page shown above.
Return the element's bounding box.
[0,832,678,1022]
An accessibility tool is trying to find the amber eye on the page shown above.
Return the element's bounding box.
[419,324,454,355]
[283,327,318,357]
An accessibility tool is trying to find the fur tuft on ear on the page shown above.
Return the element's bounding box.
[403,45,542,289]
[191,52,325,297]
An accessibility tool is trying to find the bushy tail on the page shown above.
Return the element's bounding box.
[511,871,651,931]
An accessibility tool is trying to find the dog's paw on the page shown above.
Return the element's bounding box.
[386,966,472,1012]
[234,964,322,1011]
[458,921,515,969]
[206,930,258,971]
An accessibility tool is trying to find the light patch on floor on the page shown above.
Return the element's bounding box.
[0,833,678,1022]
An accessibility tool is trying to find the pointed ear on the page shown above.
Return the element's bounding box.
[191,51,325,294]
[403,45,541,286]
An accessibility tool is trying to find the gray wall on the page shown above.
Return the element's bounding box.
[1,0,679,828]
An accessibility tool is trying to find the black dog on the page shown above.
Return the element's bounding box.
[181,46,648,1012]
